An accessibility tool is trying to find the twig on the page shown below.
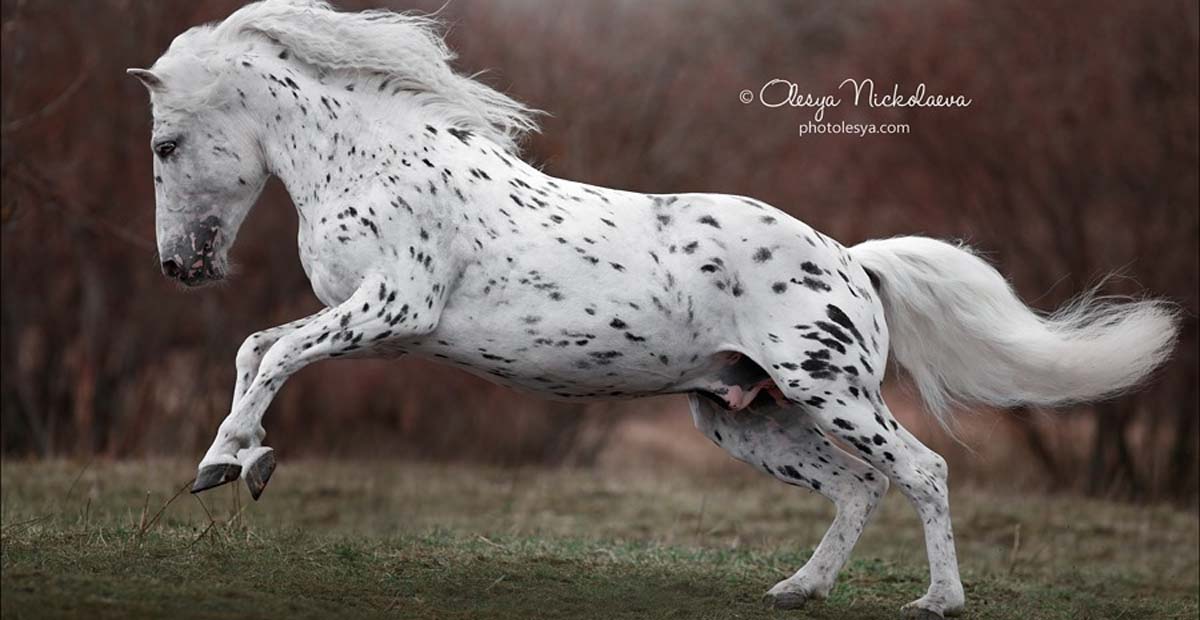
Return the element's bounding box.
[1007,523,1022,575]
[5,163,157,250]
[138,479,193,537]
[476,535,505,549]
[138,492,150,533]
[1,514,50,535]
[63,458,94,503]
[193,494,225,545]
[1,52,94,135]
[226,492,253,531]
[231,482,241,528]
[194,493,216,524]
[384,592,405,612]
[484,575,507,592]
[188,521,216,550]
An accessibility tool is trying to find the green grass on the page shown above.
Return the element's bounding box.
[2,460,1197,619]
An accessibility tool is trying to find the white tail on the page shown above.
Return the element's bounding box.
[849,236,1178,427]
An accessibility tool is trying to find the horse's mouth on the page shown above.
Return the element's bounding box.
[161,252,227,286]
[178,268,225,287]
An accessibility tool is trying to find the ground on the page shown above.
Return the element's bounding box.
[1,460,1196,619]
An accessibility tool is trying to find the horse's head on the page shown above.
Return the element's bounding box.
[127,61,268,286]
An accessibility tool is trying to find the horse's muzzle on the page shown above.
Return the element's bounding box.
[159,216,225,286]
[161,254,223,286]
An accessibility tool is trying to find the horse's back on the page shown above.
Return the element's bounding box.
[420,183,886,401]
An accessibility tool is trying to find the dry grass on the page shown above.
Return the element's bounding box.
[1,459,1197,619]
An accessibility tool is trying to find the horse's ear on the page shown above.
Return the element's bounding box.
[126,68,163,91]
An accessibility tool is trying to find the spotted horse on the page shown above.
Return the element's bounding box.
[128,1,1178,617]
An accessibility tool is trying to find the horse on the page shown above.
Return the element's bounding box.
[127,1,1178,617]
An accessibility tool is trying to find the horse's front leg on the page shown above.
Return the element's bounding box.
[196,313,329,498]
[231,311,329,405]
[191,273,434,498]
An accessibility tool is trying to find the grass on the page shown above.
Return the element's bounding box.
[1,459,1197,619]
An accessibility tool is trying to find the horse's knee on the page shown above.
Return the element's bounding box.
[235,332,268,370]
[834,468,888,506]
[910,448,949,486]
[895,462,951,515]
[865,469,890,499]
[924,451,949,481]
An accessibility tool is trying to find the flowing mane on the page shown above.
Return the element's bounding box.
[158,0,538,154]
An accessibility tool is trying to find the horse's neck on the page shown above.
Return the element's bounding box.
[238,57,578,260]
[243,62,443,222]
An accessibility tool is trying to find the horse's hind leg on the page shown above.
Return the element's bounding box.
[800,395,964,618]
[890,421,964,618]
[689,394,888,609]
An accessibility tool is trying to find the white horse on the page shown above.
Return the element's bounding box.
[127,1,1177,617]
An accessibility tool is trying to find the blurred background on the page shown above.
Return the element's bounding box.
[2,0,1197,504]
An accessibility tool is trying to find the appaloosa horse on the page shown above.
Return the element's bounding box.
[128,1,1177,617]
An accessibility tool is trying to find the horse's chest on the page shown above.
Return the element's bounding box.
[298,233,363,307]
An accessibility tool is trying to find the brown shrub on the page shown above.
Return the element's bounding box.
[1,0,1195,500]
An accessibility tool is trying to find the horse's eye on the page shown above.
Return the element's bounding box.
[155,140,177,158]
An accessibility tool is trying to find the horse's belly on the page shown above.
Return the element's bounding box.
[415,294,721,399]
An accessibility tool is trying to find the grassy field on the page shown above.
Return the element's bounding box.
[1,459,1196,619]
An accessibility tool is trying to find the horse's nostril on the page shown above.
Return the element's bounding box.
[161,258,183,278]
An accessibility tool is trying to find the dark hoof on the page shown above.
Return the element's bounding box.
[904,608,945,620]
[192,463,242,494]
[763,591,810,610]
[244,448,276,501]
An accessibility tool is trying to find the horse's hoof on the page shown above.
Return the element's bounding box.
[902,606,945,620]
[762,590,810,610]
[242,447,276,501]
[192,462,242,493]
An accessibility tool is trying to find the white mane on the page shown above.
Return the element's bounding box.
[155,0,539,154]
